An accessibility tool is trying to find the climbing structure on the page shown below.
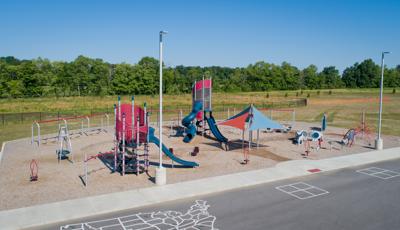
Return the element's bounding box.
[115,96,198,175]
[114,96,150,175]
[355,110,374,146]
[182,77,228,144]
[341,111,374,148]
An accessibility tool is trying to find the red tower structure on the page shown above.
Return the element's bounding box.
[114,96,149,175]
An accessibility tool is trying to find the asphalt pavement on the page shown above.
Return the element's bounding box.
[35,158,400,230]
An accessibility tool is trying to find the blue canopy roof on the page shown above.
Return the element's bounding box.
[219,104,284,131]
[226,105,251,121]
[248,106,284,131]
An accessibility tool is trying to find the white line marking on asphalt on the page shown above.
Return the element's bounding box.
[357,167,400,179]
[276,182,329,200]
[59,200,218,230]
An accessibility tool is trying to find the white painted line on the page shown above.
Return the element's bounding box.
[357,167,400,180]
[290,190,315,200]
[276,182,329,200]
[60,200,217,230]
[369,172,399,179]
[291,182,312,190]
[359,167,386,173]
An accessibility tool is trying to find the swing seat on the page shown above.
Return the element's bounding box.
[294,130,307,144]
[56,150,70,158]
[310,131,322,142]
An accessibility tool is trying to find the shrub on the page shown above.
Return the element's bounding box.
[393,88,396,94]
[284,93,288,97]
[328,90,332,95]
[296,92,299,97]
[317,90,320,95]
[307,93,310,98]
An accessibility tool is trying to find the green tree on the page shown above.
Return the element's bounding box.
[280,62,300,90]
[0,55,398,98]
[136,57,159,94]
[302,65,320,89]
[319,66,343,88]
[342,59,380,88]
[246,62,272,91]
[384,66,400,87]
[111,63,136,95]
[7,80,24,97]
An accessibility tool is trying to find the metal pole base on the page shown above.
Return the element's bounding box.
[375,138,383,150]
[155,167,167,185]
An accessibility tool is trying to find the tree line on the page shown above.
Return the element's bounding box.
[0,55,399,98]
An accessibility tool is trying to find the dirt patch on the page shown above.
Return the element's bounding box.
[249,148,290,161]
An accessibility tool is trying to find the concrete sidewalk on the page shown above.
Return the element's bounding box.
[1,147,400,230]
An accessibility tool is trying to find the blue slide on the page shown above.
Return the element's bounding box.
[148,127,198,167]
[181,101,203,143]
[205,114,228,143]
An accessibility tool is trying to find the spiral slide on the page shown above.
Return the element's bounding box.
[181,101,203,143]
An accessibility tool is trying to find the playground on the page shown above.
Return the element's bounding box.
[1,120,399,211]
[0,81,400,211]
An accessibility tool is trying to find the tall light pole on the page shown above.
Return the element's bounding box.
[375,51,390,150]
[156,30,168,185]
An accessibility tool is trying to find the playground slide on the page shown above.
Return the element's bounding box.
[181,101,203,143]
[148,127,199,167]
[205,114,228,143]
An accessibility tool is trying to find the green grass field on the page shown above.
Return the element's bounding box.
[0,88,399,145]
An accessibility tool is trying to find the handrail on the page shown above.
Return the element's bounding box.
[31,121,41,145]
[37,113,107,124]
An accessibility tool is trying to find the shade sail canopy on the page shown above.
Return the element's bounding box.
[248,106,284,131]
[218,105,284,131]
[218,111,249,130]
[226,106,251,121]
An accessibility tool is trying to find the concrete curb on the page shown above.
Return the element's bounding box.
[1,147,400,229]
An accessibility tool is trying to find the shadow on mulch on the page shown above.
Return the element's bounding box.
[248,148,290,162]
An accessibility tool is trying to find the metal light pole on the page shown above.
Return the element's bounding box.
[375,51,390,150]
[156,31,168,185]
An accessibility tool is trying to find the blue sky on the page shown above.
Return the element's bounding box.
[0,0,399,72]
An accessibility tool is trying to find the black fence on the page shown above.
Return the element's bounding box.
[0,98,307,126]
[0,108,114,125]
